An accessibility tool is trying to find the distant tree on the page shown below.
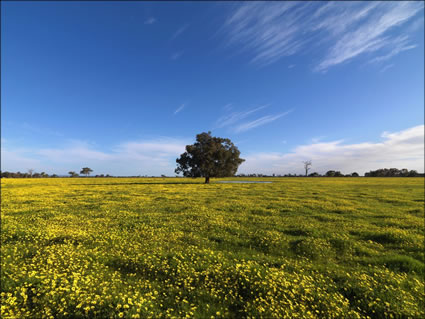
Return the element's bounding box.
[308,172,320,177]
[175,132,245,183]
[68,171,79,178]
[1,171,11,178]
[80,167,93,177]
[28,169,34,177]
[325,170,342,177]
[389,168,400,176]
[303,160,312,176]
[326,170,336,177]
[351,172,359,177]
[408,170,419,177]
[400,168,409,177]
[40,172,48,178]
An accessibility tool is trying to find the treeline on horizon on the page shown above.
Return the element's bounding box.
[0,171,111,178]
[0,168,423,178]
[238,168,423,177]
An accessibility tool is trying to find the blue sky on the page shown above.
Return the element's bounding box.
[2,1,424,176]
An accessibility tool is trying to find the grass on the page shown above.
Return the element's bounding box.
[1,177,424,318]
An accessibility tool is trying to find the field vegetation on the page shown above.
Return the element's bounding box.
[1,177,424,318]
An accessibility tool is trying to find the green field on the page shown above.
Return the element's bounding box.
[1,177,424,318]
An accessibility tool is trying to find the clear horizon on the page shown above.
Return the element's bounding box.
[2,1,424,176]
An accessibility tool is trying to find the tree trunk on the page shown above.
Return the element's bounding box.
[205,176,210,184]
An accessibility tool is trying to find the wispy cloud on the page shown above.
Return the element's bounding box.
[407,16,424,33]
[223,2,306,67]
[144,17,156,25]
[171,51,184,60]
[223,103,233,111]
[369,35,416,64]
[380,64,394,73]
[315,2,423,71]
[222,2,423,71]
[235,110,292,133]
[171,24,189,40]
[215,104,269,129]
[239,125,424,175]
[174,104,186,114]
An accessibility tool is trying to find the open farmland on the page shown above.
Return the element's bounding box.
[1,177,424,318]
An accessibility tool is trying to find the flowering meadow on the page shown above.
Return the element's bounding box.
[1,177,424,318]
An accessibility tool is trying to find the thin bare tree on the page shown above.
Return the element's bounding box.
[303,160,312,176]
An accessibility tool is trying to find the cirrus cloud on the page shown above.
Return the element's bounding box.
[222,2,424,71]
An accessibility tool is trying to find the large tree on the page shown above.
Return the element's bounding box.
[80,167,93,177]
[175,132,245,183]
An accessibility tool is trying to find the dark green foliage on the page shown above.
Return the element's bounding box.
[68,171,79,177]
[80,167,93,177]
[175,132,245,183]
[365,168,422,177]
[308,172,320,177]
[326,170,343,177]
[0,171,50,178]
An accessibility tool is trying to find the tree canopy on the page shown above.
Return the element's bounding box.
[175,132,245,183]
[68,171,79,177]
[365,168,420,177]
[80,167,93,177]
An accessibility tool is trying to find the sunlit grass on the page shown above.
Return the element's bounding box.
[1,177,424,318]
